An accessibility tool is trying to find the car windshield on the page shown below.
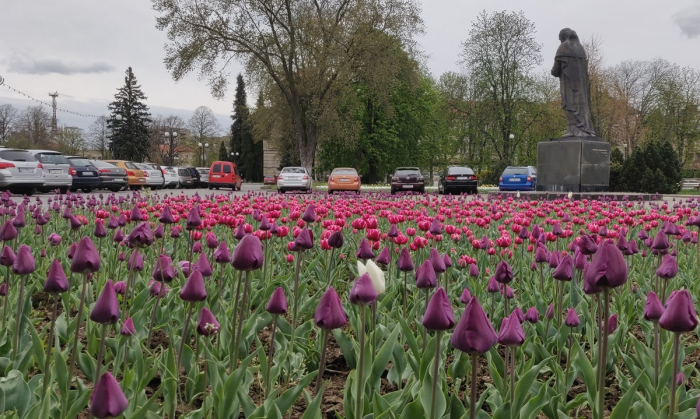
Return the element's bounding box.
[91,161,115,168]
[198,169,209,174]
[395,169,420,176]
[69,158,92,167]
[332,168,356,175]
[448,167,474,175]
[124,162,140,170]
[37,153,68,165]
[178,169,189,176]
[281,167,306,174]
[503,167,528,175]
[0,150,36,162]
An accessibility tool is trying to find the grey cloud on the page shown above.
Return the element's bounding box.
[674,4,700,38]
[3,54,115,75]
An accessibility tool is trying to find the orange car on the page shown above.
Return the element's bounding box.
[328,167,361,194]
[104,160,147,189]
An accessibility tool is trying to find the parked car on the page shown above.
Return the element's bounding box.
[90,160,128,192]
[328,167,361,194]
[0,148,45,195]
[185,167,202,187]
[104,160,147,190]
[208,161,242,191]
[64,157,101,193]
[136,163,166,189]
[161,166,180,188]
[196,167,210,184]
[263,174,277,185]
[27,150,72,193]
[498,166,537,191]
[175,167,194,188]
[277,166,312,193]
[438,166,478,195]
[390,167,425,194]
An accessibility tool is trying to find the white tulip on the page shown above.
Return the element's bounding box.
[365,259,386,295]
[357,260,366,276]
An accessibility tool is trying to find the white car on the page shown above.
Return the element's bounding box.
[27,150,72,193]
[277,166,312,193]
[196,167,210,183]
[0,149,45,194]
[161,166,180,188]
[136,163,166,189]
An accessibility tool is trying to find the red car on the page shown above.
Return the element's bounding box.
[263,174,277,185]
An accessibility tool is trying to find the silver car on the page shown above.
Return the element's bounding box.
[136,163,165,189]
[0,149,45,194]
[277,166,312,193]
[27,150,72,193]
[161,166,180,188]
[196,167,210,183]
[175,167,194,188]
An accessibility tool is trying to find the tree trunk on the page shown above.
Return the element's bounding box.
[292,106,317,176]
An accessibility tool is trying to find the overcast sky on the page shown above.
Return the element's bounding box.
[2,0,700,132]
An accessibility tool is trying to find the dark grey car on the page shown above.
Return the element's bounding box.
[90,160,128,192]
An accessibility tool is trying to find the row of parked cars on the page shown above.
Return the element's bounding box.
[0,147,221,195]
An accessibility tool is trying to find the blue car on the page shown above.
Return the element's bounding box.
[498,166,537,191]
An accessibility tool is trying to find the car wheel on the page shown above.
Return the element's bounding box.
[109,188,121,193]
[82,188,93,193]
[208,184,213,190]
[390,189,396,195]
[25,187,36,196]
[59,187,69,194]
[473,188,478,195]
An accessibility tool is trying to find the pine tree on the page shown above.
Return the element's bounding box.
[218,141,228,161]
[230,74,263,181]
[107,67,152,161]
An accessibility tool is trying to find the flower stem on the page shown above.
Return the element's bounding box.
[430,331,442,419]
[266,315,278,396]
[147,287,164,349]
[42,294,60,399]
[654,322,660,388]
[94,323,108,384]
[355,307,366,419]
[669,333,680,419]
[563,330,572,399]
[403,271,408,316]
[597,288,610,419]
[290,251,304,355]
[228,270,243,371]
[2,266,10,329]
[61,273,88,418]
[13,275,26,357]
[469,352,479,419]
[232,270,251,368]
[177,302,195,407]
[510,346,515,419]
[315,329,330,394]
[325,248,335,288]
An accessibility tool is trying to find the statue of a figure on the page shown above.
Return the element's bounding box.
[551,28,596,137]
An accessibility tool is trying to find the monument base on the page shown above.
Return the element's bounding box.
[536,138,610,192]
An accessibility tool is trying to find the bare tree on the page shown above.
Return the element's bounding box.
[188,106,221,165]
[56,126,87,156]
[151,114,187,165]
[0,104,18,145]
[15,106,52,148]
[87,116,110,158]
[152,0,423,173]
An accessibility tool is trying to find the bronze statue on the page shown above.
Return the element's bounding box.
[551,28,596,137]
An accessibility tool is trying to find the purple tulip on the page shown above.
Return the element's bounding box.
[349,273,378,306]
[651,229,669,251]
[397,247,414,272]
[47,233,62,246]
[120,318,135,336]
[524,307,539,324]
[607,314,618,334]
[443,253,452,269]
[599,226,608,237]
[149,281,168,297]
[422,287,454,330]
[214,241,231,264]
[583,240,628,293]
[94,221,107,238]
[328,230,344,249]
[468,263,479,278]
[197,307,220,336]
[518,226,529,240]
[497,315,524,346]
[659,289,698,333]
[170,227,180,239]
[205,232,219,249]
[107,215,119,230]
[487,276,500,293]
[534,244,549,264]
[574,249,586,270]
[159,205,175,224]
[154,224,164,239]
[644,291,664,322]
[531,225,541,239]
[70,237,101,274]
[460,288,472,305]
[232,235,264,271]
[512,307,524,324]
[302,204,316,223]
[545,303,555,320]
[234,224,246,240]
[180,270,207,302]
[127,249,144,272]
[494,260,513,284]
[0,221,17,241]
[259,216,271,231]
[415,260,437,289]
[266,287,288,315]
[130,205,144,222]
[186,205,202,230]
[44,259,69,293]
[114,281,127,295]
[293,228,313,250]
[501,285,514,299]
[376,247,390,266]
[68,215,82,230]
[0,283,6,296]
[356,238,375,260]
[88,372,128,418]
[13,245,35,275]
[451,297,497,354]
[552,254,574,281]
[192,242,202,254]
[548,251,561,269]
[0,246,15,267]
[552,223,563,236]
[313,287,347,330]
[152,255,176,282]
[117,252,126,262]
[656,255,678,279]
[676,372,685,387]
[194,253,213,277]
[90,280,120,324]
[565,308,580,327]
[429,248,446,273]
[429,218,442,235]
[126,222,154,248]
[178,261,190,278]
[388,224,399,238]
[113,229,124,243]
[578,234,598,255]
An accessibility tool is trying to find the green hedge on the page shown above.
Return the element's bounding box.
[610,140,682,194]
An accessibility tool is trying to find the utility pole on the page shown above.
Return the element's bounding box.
[49,92,59,139]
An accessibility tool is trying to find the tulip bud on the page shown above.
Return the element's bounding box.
[607,314,618,334]
[121,318,136,336]
[451,297,497,354]
[545,303,555,320]
[415,260,437,289]
[194,252,213,277]
[659,289,698,333]
[196,307,220,336]
[88,372,128,418]
[90,280,120,324]
[186,205,202,230]
[127,249,144,272]
[397,247,414,272]
[44,259,69,293]
[71,237,101,274]
[266,287,288,315]
[565,308,580,327]
[422,287,454,330]
[494,260,513,284]
[152,255,176,283]
[497,315,524,346]
[214,241,231,264]
[460,288,472,305]
[356,238,375,260]
[524,307,539,324]
[313,287,347,330]
[232,235,264,271]
[13,245,35,275]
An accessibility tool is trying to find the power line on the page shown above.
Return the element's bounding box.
[0,76,99,119]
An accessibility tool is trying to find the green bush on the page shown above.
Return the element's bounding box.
[611,140,682,194]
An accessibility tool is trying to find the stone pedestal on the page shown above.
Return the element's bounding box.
[536,138,610,192]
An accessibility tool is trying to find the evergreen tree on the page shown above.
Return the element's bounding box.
[230,74,263,181]
[218,141,228,161]
[107,67,152,161]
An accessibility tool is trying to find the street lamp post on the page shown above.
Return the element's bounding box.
[163,131,178,166]
[198,142,209,166]
[110,114,123,159]
[231,151,240,165]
